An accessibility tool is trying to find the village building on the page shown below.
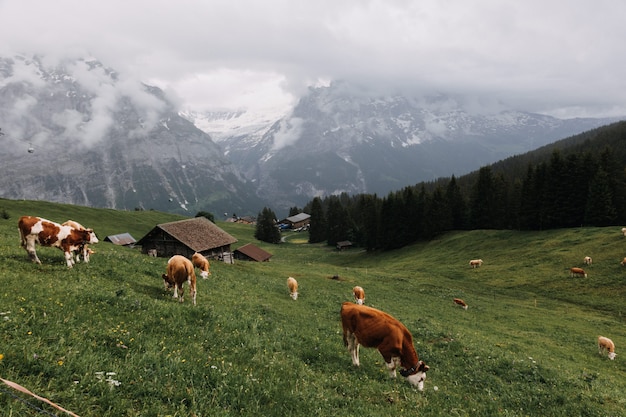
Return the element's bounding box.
[336,240,353,251]
[104,233,137,246]
[279,212,311,230]
[136,217,237,260]
[233,243,273,262]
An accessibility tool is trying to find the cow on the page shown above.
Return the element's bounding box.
[583,256,592,266]
[598,336,617,360]
[287,277,298,300]
[62,220,95,263]
[469,259,483,268]
[353,286,365,305]
[570,267,587,278]
[18,216,99,268]
[191,252,211,278]
[340,302,429,390]
[621,257,626,267]
[622,227,626,237]
[453,298,468,310]
[162,255,197,305]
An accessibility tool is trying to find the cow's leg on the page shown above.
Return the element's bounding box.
[345,331,360,366]
[386,357,400,378]
[64,251,74,268]
[25,238,41,264]
[177,284,184,303]
[172,285,179,299]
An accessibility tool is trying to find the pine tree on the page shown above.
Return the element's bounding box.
[308,197,327,243]
[254,207,281,244]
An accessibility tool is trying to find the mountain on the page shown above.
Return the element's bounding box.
[204,82,623,210]
[0,55,263,216]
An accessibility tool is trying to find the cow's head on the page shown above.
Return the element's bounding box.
[400,361,430,391]
[609,352,617,360]
[86,229,99,244]
[162,273,175,289]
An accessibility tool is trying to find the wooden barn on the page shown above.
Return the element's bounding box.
[136,217,237,259]
[104,233,136,246]
[233,243,273,262]
[279,212,311,230]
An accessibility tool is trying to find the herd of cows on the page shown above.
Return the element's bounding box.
[16,215,619,393]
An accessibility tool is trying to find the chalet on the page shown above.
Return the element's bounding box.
[233,243,273,262]
[136,217,237,259]
[104,233,136,246]
[280,212,311,230]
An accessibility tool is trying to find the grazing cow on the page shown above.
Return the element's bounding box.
[453,298,468,310]
[147,249,157,257]
[162,255,197,305]
[469,259,483,268]
[622,227,626,237]
[18,216,99,268]
[287,277,298,300]
[62,220,95,263]
[583,256,592,266]
[621,257,626,266]
[340,302,430,390]
[570,267,587,278]
[191,252,211,278]
[353,286,365,305]
[598,336,617,360]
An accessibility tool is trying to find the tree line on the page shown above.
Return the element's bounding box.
[254,122,626,249]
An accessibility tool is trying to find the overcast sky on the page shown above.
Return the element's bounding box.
[1,0,625,118]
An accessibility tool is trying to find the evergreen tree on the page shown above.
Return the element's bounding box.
[308,197,327,243]
[446,175,467,230]
[194,211,215,222]
[254,207,281,244]
[469,167,495,229]
[355,194,379,251]
[585,168,617,226]
[288,206,301,216]
[326,196,351,247]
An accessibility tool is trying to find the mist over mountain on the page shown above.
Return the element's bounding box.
[1,55,622,217]
[191,82,623,210]
[0,55,262,215]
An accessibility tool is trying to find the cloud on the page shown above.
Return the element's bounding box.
[272,117,304,150]
[0,0,625,118]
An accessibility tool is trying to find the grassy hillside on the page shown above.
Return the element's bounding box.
[0,200,625,416]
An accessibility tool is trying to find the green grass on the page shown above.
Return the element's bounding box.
[0,198,625,416]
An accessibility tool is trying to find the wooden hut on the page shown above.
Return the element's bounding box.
[136,217,237,259]
[233,243,273,262]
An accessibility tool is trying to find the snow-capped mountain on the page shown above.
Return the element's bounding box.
[201,82,623,210]
[0,55,263,215]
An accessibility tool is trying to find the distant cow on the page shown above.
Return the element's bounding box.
[453,298,468,310]
[570,267,587,278]
[469,259,483,268]
[353,286,365,305]
[287,277,298,300]
[62,220,95,263]
[191,252,211,278]
[621,257,626,267]
[583,256,592,266]
[598,336,617,360]
[622,227,626,237]
[340,302,430,390]
[18,216,99,268]
[162,255,197,305]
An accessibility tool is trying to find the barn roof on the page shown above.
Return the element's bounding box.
[137,217,237,252]
[284,213,311,223]
[104,233,136,246]
[234,243,273,262]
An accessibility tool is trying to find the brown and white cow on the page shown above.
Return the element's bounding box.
[340,302,429,390]
[598,336,617,360]
[191,252,211,279]
[469,259,483,268]
[570,267,587,278]
[162,255,197,305]
[18,216,99,268]
[453,298,468,310]
[62,220,95,263]
[287,277,298,300]
[353,286,365,305]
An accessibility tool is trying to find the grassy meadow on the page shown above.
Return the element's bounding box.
[0,198,625,416]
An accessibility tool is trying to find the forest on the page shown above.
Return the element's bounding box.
[291,120,626,251]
